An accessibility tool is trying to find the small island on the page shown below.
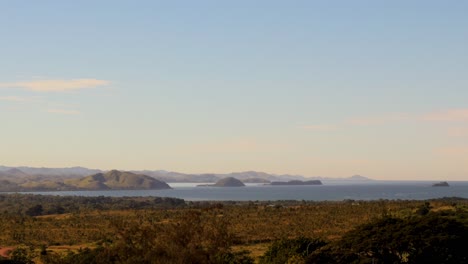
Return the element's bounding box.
[270,180,322,186]
[432,181,449,187]
[198,177,245,187]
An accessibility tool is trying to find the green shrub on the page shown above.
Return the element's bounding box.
[259,237,326,264]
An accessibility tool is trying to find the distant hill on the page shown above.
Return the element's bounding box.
[0,168,77,191]
[0,168,32,184]
[19,180,72,191]
[66,170,171,190]
[0,180,21,192]
[242,178,271,183]
[4,168,29,177]
[213,177,245,187]
[348,175,372,181]
[0,165,101,177]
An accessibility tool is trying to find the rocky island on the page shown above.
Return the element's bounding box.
[198,177,245,187]
[270,180,322,186]
[432,181,449,187]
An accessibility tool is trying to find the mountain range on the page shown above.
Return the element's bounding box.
[0,165,373,192]
[0,165,373,182]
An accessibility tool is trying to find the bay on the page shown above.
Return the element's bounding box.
[21,181,468,201]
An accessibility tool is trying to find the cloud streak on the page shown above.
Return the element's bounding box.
[180,138,291,155]
[434,146,468,156]
[302,108,468,134]
[0,79,110,92]
[300,125,337,131]
[0,96,29,102]
[422,109,468,122]
[447,127,468,137]
[47,109,81,115]
[346,113,412,126]
[345,109,468,126]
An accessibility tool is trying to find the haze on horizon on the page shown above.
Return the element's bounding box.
[1,1,467,181]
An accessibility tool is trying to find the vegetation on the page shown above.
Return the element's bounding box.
[258,237,326,264]
[305,212,468,264]
[0,195,466,263]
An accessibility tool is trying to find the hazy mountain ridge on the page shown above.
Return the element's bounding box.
[0,165,373,191]
[131,170,368,183]
[0,166,101,178]
[0,168,171,191]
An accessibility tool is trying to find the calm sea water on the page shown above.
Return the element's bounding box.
[23,181,468,201]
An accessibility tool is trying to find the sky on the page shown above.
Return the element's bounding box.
[1,1,467,180]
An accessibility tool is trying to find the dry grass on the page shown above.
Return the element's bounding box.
[0,198,465,263]
[232,243,270,261]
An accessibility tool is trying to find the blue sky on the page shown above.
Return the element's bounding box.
[1,1,467,180]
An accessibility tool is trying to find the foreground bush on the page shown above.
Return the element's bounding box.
[306,213,468,264]
[259,237,326,264]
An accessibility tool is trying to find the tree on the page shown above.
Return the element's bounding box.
[307,213,468,264]
[25,205,43,217]
[9,246,35,264]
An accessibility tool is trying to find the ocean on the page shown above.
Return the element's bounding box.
[22,181,468,201]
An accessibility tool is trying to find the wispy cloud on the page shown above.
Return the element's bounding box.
[192,139,262,153]
[300,125,337,131]
[302,109,468,133]
[0,79,110,92]
[301,113,411,132]
[180,138,290,155]
[47,109,81,115]
[434,146,468,156]
[346,113,411,126]
[447,127,468,137]
[0,96,29,102]
[422,109,468,122]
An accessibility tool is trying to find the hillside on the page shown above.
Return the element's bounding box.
[66,170,171,190]
[213,177,245,187]
[0,169,171,192]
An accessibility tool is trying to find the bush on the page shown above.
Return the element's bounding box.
[259,237,326,264]
[307,213,468,264]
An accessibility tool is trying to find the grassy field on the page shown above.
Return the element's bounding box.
[0,195,467,263]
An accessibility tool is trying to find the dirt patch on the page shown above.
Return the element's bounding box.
[232,243,270,260]
[0,247,14,258]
